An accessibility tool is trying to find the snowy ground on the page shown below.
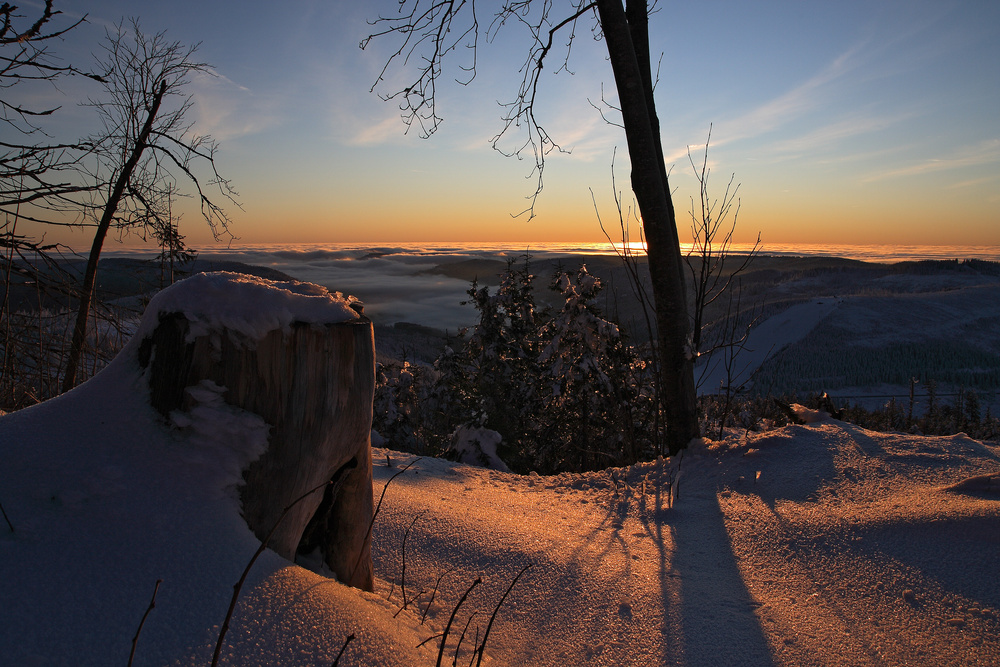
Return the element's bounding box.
[3,373,998,666]
[368,425,1000,667]
[2,272,999,666]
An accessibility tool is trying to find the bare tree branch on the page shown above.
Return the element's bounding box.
[363,1,599,219]
[61,18,239,390]
[684,125,760,357]
[365,0,706,452]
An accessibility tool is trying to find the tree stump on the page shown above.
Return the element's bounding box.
[137,278,376,591]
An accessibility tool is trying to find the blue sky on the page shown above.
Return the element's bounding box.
[17,0,1000,250]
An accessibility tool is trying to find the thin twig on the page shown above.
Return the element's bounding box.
[127,578,162,667]
[452,611,478,667]
[394,589,427,618]
[0,498,13,532]
[331,633,355,667]
[398,510,426,609]
[474,564,531,667]
[422,567,455,623]
[349,457,421,585]
[436,577,481,667]
[467,626,480,667]
[417,632,444,649]
[211,478,333,667]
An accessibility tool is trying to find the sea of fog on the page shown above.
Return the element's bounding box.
[102,242,1000,331]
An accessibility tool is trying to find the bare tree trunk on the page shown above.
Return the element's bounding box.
[62,81,168,393]
[597,0,699,453]
[139,306,376,591]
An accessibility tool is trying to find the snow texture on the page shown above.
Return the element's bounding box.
[2,272,1000,666]
[136,271,360,343]
[789,402,835,424]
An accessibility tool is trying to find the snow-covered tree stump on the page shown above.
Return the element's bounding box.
[136,272,376,590]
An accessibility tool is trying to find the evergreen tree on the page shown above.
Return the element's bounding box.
[537,265,642,470]
[445,257,543,468]
[373,258,666,473]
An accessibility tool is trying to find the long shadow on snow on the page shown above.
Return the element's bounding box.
[369,453,776,665]
[632,466,776,667]
[369,460,639,665]
[852,514,1000,610]
[598,456,776,667]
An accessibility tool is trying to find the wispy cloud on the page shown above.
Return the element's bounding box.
[763,113,907,157]
[862,139,1000,182]
[189,71,283,141]
[946,175,998,190]
[718,40,870,145]
[661,7,970,168]
[345,113,412,146]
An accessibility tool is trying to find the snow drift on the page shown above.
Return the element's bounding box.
[2,272,999,666]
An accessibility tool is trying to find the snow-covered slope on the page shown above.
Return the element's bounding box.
[696,298,840,394]
[3,364,999,665]
[368,422,1000,667]
[2,272,999,666]
[0,333,440,666]
[0,273,436,666]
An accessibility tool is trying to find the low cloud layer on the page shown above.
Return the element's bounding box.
[103,242,1000,333]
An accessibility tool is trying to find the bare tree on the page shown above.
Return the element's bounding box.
[678,128,766,436]
[595,149,668,453]
[61,19,238,391]
[364,0,700,453]
[685,126,759,359]
[1,1,101,408]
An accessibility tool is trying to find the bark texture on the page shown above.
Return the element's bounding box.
[139,309,376,590]
[597,0,700,453]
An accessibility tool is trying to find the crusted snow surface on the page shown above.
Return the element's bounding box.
[2,334,1000,664]
[136,271,360,342]
[369,423,1000,667]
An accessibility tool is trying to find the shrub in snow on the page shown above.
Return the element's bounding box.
[370,259,682,473]
[432,258,544,469]
[373,361,422,452]
[446,424,510,472]
[0,305,138,410]
[424,260,656,473]
[372,358,458,456]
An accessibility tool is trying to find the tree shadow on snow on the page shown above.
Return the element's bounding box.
[616,463,777,667]
[662,491,776,666]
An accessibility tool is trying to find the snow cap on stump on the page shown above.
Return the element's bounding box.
[135,271,361,342]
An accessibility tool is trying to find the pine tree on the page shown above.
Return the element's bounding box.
[449,257,543,468]
[537,265,639,470]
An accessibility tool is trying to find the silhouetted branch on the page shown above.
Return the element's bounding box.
[349,457,422,585]
[362,0,599,219]
[474,563,531,666]
[127,579,162,667]
[436,576,481,667]
[331,633,355,667]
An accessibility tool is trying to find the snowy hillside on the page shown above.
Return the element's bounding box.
[401,253,1000,412]
[368,424,1000,666]
[4,371,999,665]
[680,258,1000,416]
[2,270,999,666]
